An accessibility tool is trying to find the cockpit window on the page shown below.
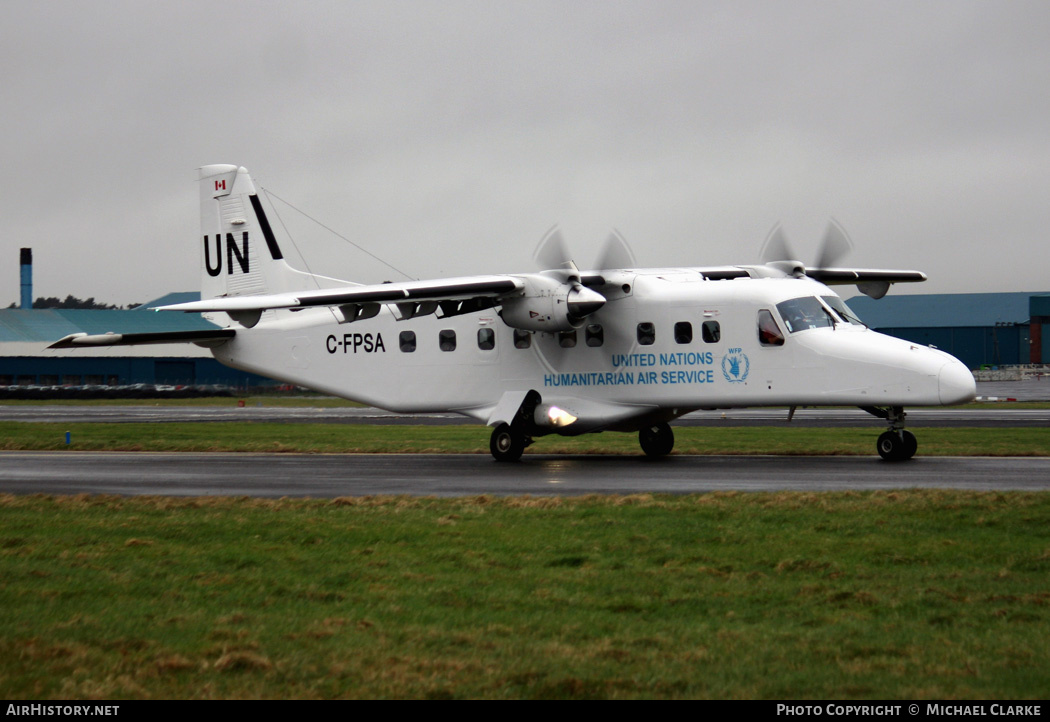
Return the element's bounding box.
[757,309,785,346]
[821,295,865,325]
[775,297,836,333]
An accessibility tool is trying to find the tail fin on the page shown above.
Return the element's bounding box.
[199,164,319,301]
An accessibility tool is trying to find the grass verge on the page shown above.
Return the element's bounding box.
[1,491,1048,699]
[1,422,1048,455]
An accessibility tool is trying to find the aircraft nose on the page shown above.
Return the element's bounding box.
[938,359,976,405]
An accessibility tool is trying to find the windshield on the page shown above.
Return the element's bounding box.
[821,295,865,325]
[775,297,837,333]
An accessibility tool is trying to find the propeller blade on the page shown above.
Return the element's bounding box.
[533,226,572,271]
[594,230,637,270]
[815,219,853,269]
[760,224,798,264]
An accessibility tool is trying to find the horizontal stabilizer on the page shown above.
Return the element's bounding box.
[48,329,236,349]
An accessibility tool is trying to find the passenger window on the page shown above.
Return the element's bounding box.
[477,328,495,351]
[674,322,692,344]
[513,329,532,349]
[758,310,785,346]
[702,321,721,343]
[439,329,457,352]
[399,330,416,353]
[558,330,577,348]
[637,322,656,345]
[585,324,604,347]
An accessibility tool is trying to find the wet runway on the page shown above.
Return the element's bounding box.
[2,451,1049,497]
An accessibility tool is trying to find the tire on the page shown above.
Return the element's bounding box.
[877,430,914,462]
[639,423,674,457]
[901,429,917,460]
[490,423,525,462]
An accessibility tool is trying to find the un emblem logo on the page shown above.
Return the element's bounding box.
[721,349,750,383]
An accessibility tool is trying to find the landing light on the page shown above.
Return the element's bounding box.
[535,405,578,428]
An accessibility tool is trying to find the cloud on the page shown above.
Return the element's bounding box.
[2,0,1048,302]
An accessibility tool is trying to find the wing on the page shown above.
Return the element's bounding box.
[806,268,927,299]
[677,265,926,300]
[153,275,526,327]
[805,268,927,285]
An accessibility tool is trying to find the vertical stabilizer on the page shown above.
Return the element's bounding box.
[198,165,316,302]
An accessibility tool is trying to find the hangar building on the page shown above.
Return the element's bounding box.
[846,292,1048,370]
[5,239,1047,384]
[0,292,269,388]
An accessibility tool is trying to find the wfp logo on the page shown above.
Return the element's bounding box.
[721,348,750,383]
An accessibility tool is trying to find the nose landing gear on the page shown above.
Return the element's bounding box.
[861,406,917,462]
[876,428,917,462]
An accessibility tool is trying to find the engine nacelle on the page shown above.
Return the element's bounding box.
[500,274,606,332]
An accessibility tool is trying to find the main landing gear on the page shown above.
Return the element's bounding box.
[862,406,917,462]
[490,390,543,462]
[639,422,674,458]
[490,423,531,462]
[492,421,677,460]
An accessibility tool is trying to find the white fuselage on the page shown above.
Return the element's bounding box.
[210,271,975,432]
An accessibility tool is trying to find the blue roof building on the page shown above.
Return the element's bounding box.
[846,292,1046,369]
[0,294,271,387]
[846,292,1033,328]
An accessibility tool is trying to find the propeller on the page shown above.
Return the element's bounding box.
[761,219,855,273]
[814,219,853,269]
[534,225,639,273]
[594,230,636,271]
[529,226,606,323]
[533,226,575,275]
[760,224,799,265]
[521,226,645,342]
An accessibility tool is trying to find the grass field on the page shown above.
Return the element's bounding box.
[1,491,1049,699]
[2,401,1047,698]
[1,421,1048,456]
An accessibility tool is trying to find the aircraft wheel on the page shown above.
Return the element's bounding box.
[639,423,674,457]
[877,430,915,462]
[490,424,525,462]
[901,429,918,460]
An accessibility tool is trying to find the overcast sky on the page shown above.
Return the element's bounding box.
[3,0,1048,305]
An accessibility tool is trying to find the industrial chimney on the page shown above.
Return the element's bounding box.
[20,248,32,310]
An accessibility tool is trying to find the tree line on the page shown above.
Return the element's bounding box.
[7,295,142,310]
